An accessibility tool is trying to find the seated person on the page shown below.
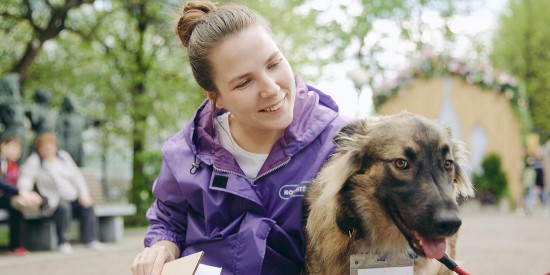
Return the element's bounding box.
[0,135,42,255]
[17,133,104,253]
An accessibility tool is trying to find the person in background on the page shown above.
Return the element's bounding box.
[542,136,550,208]
[522,156,537,214]
[132,1,443,274]
[0,135,42,255]
[533,150,548,207]
[17,133,104,254]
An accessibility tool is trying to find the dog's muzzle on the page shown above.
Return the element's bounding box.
[388,205,462,260]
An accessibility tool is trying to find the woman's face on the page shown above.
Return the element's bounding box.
[0,140,22,162]
[37,141,57,161]
[208,25,296,137]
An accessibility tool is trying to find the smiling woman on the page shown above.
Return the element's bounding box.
[130,1,348,275]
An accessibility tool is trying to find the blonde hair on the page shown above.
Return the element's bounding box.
[175,1,271,93]
[34,132,58,150]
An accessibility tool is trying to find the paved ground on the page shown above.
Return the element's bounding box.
[0,201,548,275]
[0,227,145,275]
[454,201,550,275]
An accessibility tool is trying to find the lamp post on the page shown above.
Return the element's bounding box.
[347,67,370,118]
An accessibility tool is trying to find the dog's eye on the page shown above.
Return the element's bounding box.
[444,160,454,170]
[394,159,409,170]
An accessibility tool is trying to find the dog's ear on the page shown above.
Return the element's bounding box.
[333,120,365,147]
[447,128,475,199]
[333,119,376,174]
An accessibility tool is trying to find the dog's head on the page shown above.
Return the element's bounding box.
[332,111,474,259]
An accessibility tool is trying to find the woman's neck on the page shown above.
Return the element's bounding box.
[228,116,284,154]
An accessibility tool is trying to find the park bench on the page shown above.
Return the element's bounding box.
[0,169,137,251]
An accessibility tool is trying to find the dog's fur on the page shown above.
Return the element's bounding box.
[304,112,475,274]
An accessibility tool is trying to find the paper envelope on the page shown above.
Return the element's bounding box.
[161,251,204,275]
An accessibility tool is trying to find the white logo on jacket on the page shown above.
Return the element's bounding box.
[279,182,308,200]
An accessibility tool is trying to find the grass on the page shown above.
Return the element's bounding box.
[0,225,9,248]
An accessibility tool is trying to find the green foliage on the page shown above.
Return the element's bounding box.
[491,0,550,139]
[125,150,162,226]
[472,153,508,204]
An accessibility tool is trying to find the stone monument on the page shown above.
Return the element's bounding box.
[0,73,29,157]
[56,95,101,167]
[25,88,56,138]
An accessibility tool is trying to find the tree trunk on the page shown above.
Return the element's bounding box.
[128,1,151,224]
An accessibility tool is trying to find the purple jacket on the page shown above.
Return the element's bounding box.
[144,77,346,274]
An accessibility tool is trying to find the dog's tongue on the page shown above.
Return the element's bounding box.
[415,232,447,259]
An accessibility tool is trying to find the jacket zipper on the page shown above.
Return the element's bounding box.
[253,157,291,183]
[212,166,247,178]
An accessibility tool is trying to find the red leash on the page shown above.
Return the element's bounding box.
[438,253,470,275]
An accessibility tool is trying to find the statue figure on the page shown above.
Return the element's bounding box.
[25,88,56,137]
[56,96,102,167]
[0,73,29,158]
[0,73,20,99]
[0,101,27,141]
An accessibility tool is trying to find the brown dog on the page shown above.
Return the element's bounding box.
[304,111,474,274]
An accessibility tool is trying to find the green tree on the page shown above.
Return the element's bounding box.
[0,0,95,90]
[491,0,550,139]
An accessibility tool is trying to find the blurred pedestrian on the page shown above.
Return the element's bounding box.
[524,150,548,213]
[17,133,104,254]
[534,155,545,201]
[542,136,550,207]
[522,157,537,214]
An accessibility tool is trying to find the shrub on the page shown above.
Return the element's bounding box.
[472,153,508,204]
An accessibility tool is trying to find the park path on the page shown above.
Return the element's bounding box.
[0,201,548,275]
[0,227,145,275]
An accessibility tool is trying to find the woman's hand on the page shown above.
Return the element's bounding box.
[131,241,179,275]
[17,190,43,207]
[78,195,93,208]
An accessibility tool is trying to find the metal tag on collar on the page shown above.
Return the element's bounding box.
[350,253,414,275]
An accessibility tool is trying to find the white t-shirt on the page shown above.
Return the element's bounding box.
[214,112,268,179]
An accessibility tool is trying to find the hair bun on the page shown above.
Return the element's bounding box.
[176,1,217,47]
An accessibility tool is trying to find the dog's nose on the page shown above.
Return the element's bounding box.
[434,210,462,236]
